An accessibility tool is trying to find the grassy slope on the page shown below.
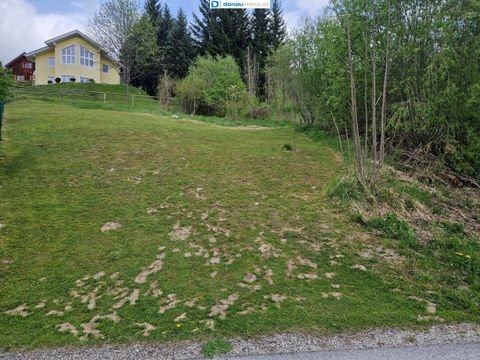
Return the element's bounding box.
[0,100,477,350]
[12,84,289,127]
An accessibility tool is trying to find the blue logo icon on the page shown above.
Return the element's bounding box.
[211,1,220,8]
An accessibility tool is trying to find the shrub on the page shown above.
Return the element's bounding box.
[89,79,95,84]
[177,55,247,117]
[47,80,53,84]
[70,78,76,83]
[0,65,14,101]
[55,77,61,84]
[445,131,480,177]
[251,105,270,119]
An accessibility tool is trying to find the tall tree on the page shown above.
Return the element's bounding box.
[158,4,174,50]
[144,0,160,26]
[164,9,194,79]
[192,1,250,66]
[270,0,287,50]
[129,16,160,95]
[191,0,216,56]
[88,0,140,99]
[251,9,271,98]
[214,9,250,64]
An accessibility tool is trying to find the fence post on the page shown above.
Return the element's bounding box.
[131,95,135,107]
[103,93,106,103]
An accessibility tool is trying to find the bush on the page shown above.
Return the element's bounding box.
[0,65,14,101]
[55,77,61,84]
[251,105,270,119]
[176,55,247,117]
[445,131,480,177]
[47,80,53,84]
[89,79,95,84]
[70,78,76,83]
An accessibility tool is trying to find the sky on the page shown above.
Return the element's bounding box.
[0,0,329,65]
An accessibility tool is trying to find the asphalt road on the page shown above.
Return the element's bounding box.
[218,343,480,360]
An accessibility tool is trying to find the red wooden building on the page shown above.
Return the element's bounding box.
[5,53,35,82]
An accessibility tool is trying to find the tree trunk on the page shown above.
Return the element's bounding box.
[347,22,365,181]
[371,0,378,179]
[379,0,391,167]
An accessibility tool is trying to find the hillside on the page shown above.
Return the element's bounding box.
[0,99,478,350]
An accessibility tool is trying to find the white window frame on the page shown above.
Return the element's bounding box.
[24,62,33,69]
[62,45,76,65]
[48,57,55,67]
[48,76,55,83]
[61,75,76,83]
[80,46,95,67]
[16,75,25,81]
[102,64,109,73]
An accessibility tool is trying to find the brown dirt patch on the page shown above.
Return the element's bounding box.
[5,304,29,317]
[169,223,192,241]
[135,254,165,284]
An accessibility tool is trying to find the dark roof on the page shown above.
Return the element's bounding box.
[5,52,30,68]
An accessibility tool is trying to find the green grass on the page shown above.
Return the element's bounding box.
[0,99,478,351]
[12,84,291,127]
[202,339,233,358]
[365,214,419,250]
[12,83,161,115]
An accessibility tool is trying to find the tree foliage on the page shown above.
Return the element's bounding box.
[0,64,14,102]
[164,9,194,79]
[192,0,288,98]
[128,15,160,95]
[267,0,480,179]
[176,55,247,117]
[88,0,140,98]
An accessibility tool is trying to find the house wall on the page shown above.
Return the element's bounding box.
[34,50,56,85]
[33,35,120,85]
[53,36,101,83]
[100,58,121,84]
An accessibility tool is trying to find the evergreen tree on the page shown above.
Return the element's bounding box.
[251,9,271,98]
[144,0,160,27]
[270,0,287,50]
[191,0,217,56]
[192,1,250,66]
[158,4,174,50]
[165,9,194,79]
[214,9,250,64]
[128,16,160,95]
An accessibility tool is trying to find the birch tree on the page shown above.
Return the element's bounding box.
[88,0,140,99]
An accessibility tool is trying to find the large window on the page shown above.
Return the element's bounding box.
[80,46,94,67]
[102,64,109,73]
[62,45,76,65]
[48,57,55,67]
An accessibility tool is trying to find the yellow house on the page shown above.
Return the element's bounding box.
[26,30,121,85]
